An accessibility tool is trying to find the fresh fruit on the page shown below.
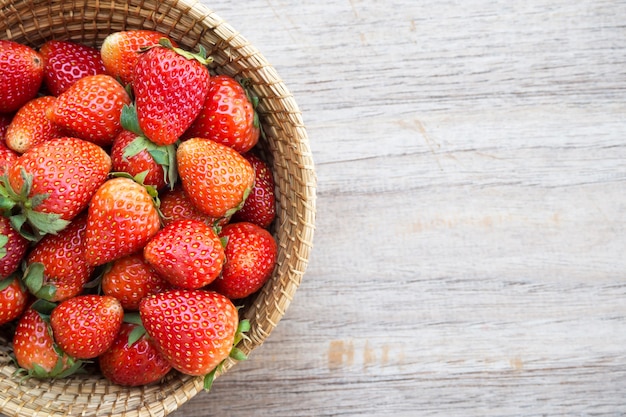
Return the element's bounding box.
[143,219,225,289]
[0,274,29,325]
[0,141,19,176]
[0,40,44,113]
[5,96,66,153]
[50,294,124,359]
[177,137,255,219]
[110,130,167,190]
[0,113,12,141]
[39,39,107,96]
[133,39,211,146]
[211,222,277,300]
[0,216,28,278]
[99,322,172,386]
[232,152,276,228]
[46,74,131,146]
[100,30,177,85]
[101,253,170,310]
[184,75,260,153]
[2,137,112,240]
[159,184,217,226]
[84,176,161,266]
[139,289,239,378]
[24,214,94,302]
[13,308,82,378]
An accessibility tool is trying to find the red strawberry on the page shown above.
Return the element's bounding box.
[101,252,170,310]
[2,137,111,240]
[143,219,225,289]
[50,294,123,359]
[110,130,167,190]
[133,39,210,145]
[0,216,28,278]
[0,141,19,176]
[139,289,239,378]
[99,322,172,386]
[13,308,82,378]
[5,96,66,153]
[85,177,161,266]
[0,40,44,113]
[0,113,13,141]
[159,184,218,227]
[24,214,94,302]
[211,222,277,299]
[231,153,276,228]
[100,30,177,86]
[177,138,255,219]
[39,39,107,96]
[0,274,29,325]
[184,75,260,153]
[46,74,130,146]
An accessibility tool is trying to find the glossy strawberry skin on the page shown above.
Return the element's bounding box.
[177,138,255,219]
[39,40,107,96]
[0,40,44,113]
[133,46,210,146]
[5,96,66,153]
[8,137,112,222]
[184,75,260,153]
[0,275,29,325]
[143,219,225,289]
[50,294,123,359]
[0,141,19,177]
[159,184,217,227]
[110,130,166,190]
[0,216,28,279]
[99,322,172,386]
[0,113,12,141]
[139,289,239,376]
[46,74,131,146]
[232,153,276,228]
[85,177,161,266]
[211,222,277,300]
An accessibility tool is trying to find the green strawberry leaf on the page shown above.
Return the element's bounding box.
[0,274,14,291]
[30,298,57,316]
[229,347,247,361]
[122,137,178,190]
[123,312,143,325]
[24,209,70,238]
[127,325,147,347]
[23,262,45,294]
[158,38,213,66]
[203,363,222,391]
[120,104,144,137]
[0,234,8,260]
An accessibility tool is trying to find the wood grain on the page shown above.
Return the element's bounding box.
[180,0,626,415]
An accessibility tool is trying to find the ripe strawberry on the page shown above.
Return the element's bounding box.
[39,39,107,96]
[0,216,28,278]
[46,74,131,146]
[0,141,19,176]
[231,153,276,228]
[24,214,94,302]
[139,289,239,378]
[211,222,277,299]
[143,219,225,289]
[110,130,167,190]
[0,113,12,141]
[159,184,217,227]
[101,252,170,310]
[85,176,161,266]
[13,308,82,378]
[133,39,211,145]
[5,96,66,153]
[100,30,177,85]
[0,274,29,325]
[184,75,260,153]
[2,137,111,240]
[50,294,123,359]
[177,138,255,219]
[99,322,172,386]
[0,40,44,113]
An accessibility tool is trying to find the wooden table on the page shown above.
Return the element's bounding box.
[173,1,626,416]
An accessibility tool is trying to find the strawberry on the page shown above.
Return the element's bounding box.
[99,322,172,386]
[231,153,276,228]
[0,216,28,278]
[101,252,170,310]
[100,30,177,86]
[1,137,111,240]
[46,74,131,146]
[84,176,161,266]
[5,96,66,153]
[39,40,107,96]
[184,75,260,153]
[110,130,167,190]
[0,113,12,141]
[24,214,94,302]
[143,219,225,289]
[139,289,239,379]
[50,294,123,359]
[159,184,217,227]
[0,40,44,113]
[133,39,211,146]
[0,274,29,325]
[177,138,255,219]
[13,308,82,378]
[0,141,19,176]
[211,222,277,300]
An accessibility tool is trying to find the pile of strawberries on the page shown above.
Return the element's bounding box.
[0,31,278,389]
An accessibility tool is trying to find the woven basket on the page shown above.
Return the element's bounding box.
[0,0,316,416]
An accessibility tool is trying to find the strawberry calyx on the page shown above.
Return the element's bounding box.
[23,261,57,301]
[203,318,250,391]
[122,312,149,346]
[223,185,253,220]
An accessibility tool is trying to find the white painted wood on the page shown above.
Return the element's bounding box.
[173,0,626,416]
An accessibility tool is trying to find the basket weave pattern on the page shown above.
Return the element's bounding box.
[0,0,316,416]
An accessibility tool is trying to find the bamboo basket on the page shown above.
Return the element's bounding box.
[0,0,316,416]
